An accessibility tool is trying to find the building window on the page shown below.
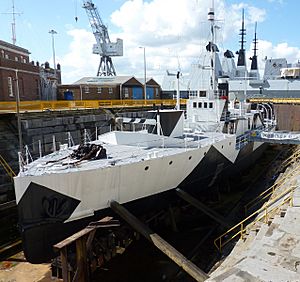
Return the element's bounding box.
[209,102,213,108]
[198,102,202,108]
[84,86,89,93]
[1,50,4,58]
[97,87,102,94]
[8,77,14,97]
[193,102,197,108]
[35,80,39,99]
[124,87,129,98]
[15,56,18,62]
[108,87,113,95]
[199,91,206,97]
[189,90,197,97]
[155,88,159,97]
[5,54,9,59]
[19,78,24,98]
[204,102,207,108]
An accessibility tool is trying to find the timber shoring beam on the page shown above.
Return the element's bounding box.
[110,200,209,282]
[53,216,120,282]
[176,188,233,229]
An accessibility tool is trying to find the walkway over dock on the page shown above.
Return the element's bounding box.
[250,130,300,145]
[0,99,186,114]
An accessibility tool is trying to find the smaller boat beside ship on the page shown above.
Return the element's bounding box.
[13,6,276,264]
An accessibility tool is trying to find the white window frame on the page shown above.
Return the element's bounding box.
[124,87,129,98]
[8,77,14,97]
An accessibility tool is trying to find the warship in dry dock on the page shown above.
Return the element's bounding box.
[13,7,276,263]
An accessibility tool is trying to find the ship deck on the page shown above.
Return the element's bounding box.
[19,131,228,177]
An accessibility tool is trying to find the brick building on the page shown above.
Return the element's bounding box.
[0,40,61,101]
[58,76,161,100]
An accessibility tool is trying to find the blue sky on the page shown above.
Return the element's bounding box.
[0,0,299,84]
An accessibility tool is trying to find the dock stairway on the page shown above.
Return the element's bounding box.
[209,181,300,281]
[213,161,300,253]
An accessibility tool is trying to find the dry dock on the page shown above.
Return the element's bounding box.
[1,146,300,281]
[208,149,300,281]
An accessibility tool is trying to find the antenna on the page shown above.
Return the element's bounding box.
[1,0,22,45]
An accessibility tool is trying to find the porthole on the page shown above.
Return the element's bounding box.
[221,145,224,149]
[169,161,173,165]
[189,156,192,160]
[204,152,207,155]
[145,166,149,171]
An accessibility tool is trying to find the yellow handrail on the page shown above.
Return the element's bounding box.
[249,97,300,104]
[0,154,16,181]
[0,99,187,113]
[244,164,300,213]
[214,184,296,253]
[281,148,300,167]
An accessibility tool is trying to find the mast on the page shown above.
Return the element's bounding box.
[208,3,216,97]
[250,22,258,71]
[237,9,246,67]
[1,0,22,45]
[249,22,259,79]
[11,0,16,44]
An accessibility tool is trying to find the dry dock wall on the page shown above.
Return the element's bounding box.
[274,104,300,131]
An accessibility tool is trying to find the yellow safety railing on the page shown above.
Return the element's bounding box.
[214,184,296,253]
[244,164,300,214]
[280,147,300,169]
[0,154,16,181]
[0,99,187,113]
[249,97,300,104]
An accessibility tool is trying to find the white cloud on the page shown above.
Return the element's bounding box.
[59,0,298,86]
[60,29,99,83]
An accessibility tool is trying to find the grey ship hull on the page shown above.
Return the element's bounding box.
[18,141,266,263]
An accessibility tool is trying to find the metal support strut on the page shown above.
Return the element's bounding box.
[176,188,233,229]
[110,200,209,282]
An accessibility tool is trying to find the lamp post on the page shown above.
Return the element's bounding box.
[49,29,57,77]
[15,69,22,153]
[139,46,147,101]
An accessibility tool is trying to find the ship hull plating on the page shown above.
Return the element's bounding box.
[16,140,266,263]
